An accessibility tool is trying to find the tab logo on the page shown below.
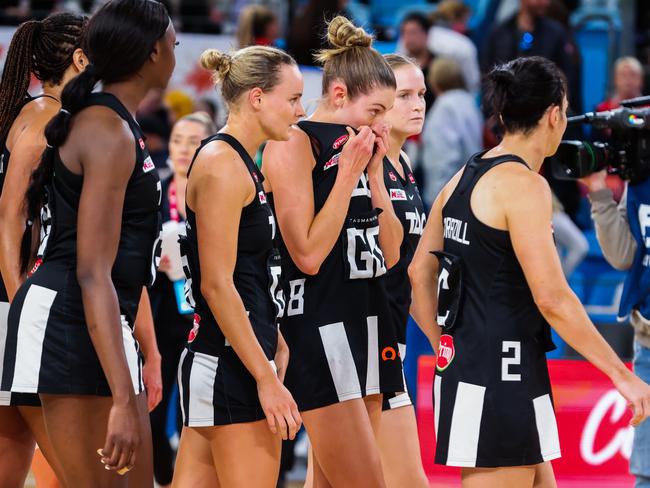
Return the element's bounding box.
[388,171,397,182]
[390,189,407,201]
[138,138,146,150]
[408,173,416,184]
[332,134,348,149]
[143,156,155,173]
[258,191,267,204]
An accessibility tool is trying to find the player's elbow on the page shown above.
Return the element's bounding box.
[408,259,431,289]
[533,289,569,317]
[293,254,321,276]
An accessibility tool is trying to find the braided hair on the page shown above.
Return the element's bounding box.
[0,13,87,146]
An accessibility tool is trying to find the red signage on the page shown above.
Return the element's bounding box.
[417,357,636,486]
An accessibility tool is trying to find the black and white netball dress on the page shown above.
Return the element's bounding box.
[273,121,404,411]
[0,94,59,406]
[1,92,161,396]
[382,154,426,411]
[433,152,559,468]
[177,133,281,426]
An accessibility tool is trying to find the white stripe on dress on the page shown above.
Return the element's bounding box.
[447,381,486,467]
[366,316,380,395]
[187,352,219,426]
[319,322,361,402]
[177,348,188,423]
[11,285,57,392]
[533,393,562,461]
[0,301,10,384]
[120,315,141,394]
[434,375,442,436]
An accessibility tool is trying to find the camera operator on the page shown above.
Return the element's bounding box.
[583,170,650,487]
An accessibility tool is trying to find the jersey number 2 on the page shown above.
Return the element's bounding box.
[501,341,521,382]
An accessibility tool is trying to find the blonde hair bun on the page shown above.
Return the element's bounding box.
[327,15,372,49]
[200,49,232,81]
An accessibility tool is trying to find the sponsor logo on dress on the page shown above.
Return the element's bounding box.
[324,153,340,171]
[390,189,407,201]
[408,173,416,184]
[143,156,155,173]
[332,134,348,149]
[258,191,267,204]
[382,346,398,361]
[253,172,259,183]
[388,171,397,182]
[436,334,455,371]
[138,138,146,150]
[29,257,43,276]
[187,313,201,343]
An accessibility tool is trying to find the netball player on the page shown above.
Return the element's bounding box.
[409,56,650,488]
[376,54,429,488]
[172,46,303,488]
[149,112,214,487]
[262,16,404,487]
[0,13,86,487]
[1,0,176,485]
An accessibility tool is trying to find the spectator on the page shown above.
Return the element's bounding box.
[400,12,436,112]
[286,0,349,66]
[164,89,194,123]
[194,97,220,127]
[481,0,578,111]
[597,56,644,111]
[236,4,279,48]
[427,0,481,94]
[421,57,483,205]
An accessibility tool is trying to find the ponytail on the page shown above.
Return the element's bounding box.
[20,65,99,273]
[0,21,40,145]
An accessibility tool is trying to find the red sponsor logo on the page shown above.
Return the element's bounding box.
[408,173,416,184]
[138,138,146,150]
[258,191,267,204]
[253,172,259,183]
[324,153,340,170]
[389,171,398,182]
[187,313,201,343]
[28,257,43,276]
[390,189,407,201]
[143,156,155,173]
[436,334,455,371]
[332,134,349,149]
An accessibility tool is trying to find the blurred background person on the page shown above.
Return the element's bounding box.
[400,12,436,112]
[597,56,645,111]
[427,0,480,94]
[236,3,280,48]
[421,57,483,206]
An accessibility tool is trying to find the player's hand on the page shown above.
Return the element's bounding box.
[337,126,375,185]
[142,353,162,412]
[157,255,172,274]
[612,369,650,427]
[99,399,140,474]
[257,372,302,440]
[367,122,390,177]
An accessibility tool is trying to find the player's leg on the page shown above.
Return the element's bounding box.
[171,426,220,488]
[377,405,429,488]
[206,420,281,488]
[303,398,386,488]
[0,406,34,488]
[461,466,536,488]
